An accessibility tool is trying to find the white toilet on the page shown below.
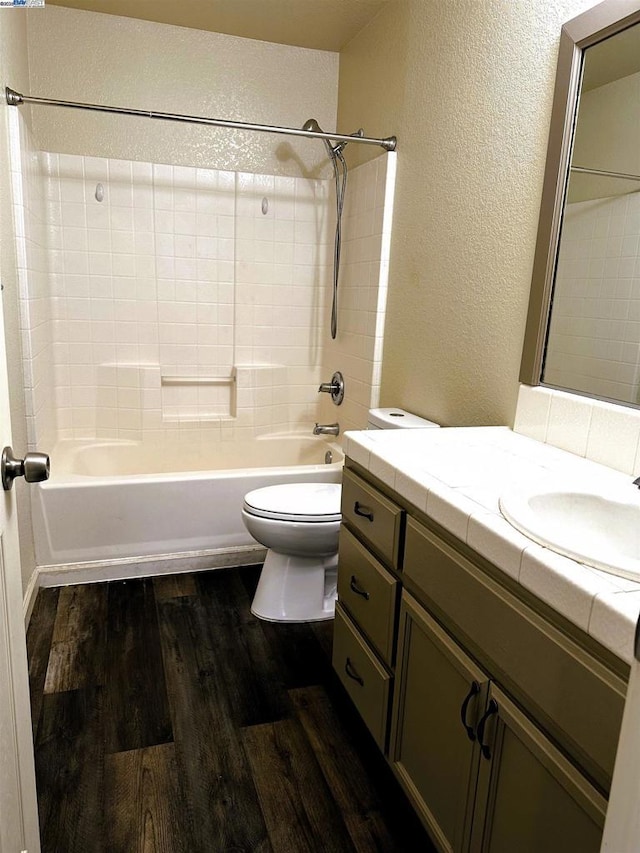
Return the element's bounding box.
[242,407,439,623]
[242,482,341,622]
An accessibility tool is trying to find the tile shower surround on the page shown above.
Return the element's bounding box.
[9,111,56,451]
[11,110,394,448]
[318,153,395,435]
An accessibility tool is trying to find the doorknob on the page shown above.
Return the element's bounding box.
[1,446,50,491]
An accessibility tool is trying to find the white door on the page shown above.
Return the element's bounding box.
[0,248,40,847]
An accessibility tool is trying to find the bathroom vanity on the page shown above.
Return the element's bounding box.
[333,427,640,852]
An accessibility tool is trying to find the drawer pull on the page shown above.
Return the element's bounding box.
[460,680,480,741]
[477,699,499,760]
[354,501,374,521]
[349,575,370,600]
[345,657,364,686]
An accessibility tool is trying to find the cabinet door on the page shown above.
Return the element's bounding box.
[471,684,607,853]
[390,592,488,853]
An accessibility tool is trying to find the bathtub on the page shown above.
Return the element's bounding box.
[32,435,343,570]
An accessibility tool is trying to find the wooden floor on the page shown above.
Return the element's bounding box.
[26,565,435,852]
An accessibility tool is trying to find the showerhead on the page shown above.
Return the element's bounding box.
[302,118,323,133]
[302,117,343,159]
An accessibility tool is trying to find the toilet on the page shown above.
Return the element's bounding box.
[242,407,439,623]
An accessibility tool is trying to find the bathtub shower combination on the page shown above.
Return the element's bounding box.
[32,436,343,567]
[9,87,397,578]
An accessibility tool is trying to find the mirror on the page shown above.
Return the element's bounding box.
[520,0,640,406]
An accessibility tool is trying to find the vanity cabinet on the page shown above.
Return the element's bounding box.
[332,469,404,751]
[392,591,606,852]
[334,463,626,853]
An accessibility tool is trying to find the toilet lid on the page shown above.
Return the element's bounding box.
[243,482,342,522]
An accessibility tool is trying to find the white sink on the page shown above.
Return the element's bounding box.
[499,483,640,581]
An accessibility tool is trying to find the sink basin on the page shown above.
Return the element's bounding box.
[499,483,640,580]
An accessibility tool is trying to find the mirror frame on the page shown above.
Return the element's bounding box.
[520,0,640,386]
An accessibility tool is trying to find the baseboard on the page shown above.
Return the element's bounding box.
[23,569,41,628]
[35,545,267,589]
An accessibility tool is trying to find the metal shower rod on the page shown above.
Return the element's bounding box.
[5,87,397,152]
[571,165,640,182]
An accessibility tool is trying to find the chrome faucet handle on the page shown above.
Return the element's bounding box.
[317,371,344,405]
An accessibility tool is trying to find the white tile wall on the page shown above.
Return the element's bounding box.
[10,138,396,449]
[515,384,640,476]
[9,112,56,451]
[544,193,640,404]
[319,152,396,434]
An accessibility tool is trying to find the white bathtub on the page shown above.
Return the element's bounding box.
[32,436,343,569]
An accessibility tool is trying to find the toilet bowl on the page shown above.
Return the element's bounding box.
[242,408,439,624]
[242,482,341,622]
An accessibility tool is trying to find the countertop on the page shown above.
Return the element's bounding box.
[343,425,640,665]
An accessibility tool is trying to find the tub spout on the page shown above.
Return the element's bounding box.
[314,423,340,436]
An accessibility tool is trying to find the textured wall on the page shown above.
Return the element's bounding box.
[26,5,339,177]
[338,0,600,427]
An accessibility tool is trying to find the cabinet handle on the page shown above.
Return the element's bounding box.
[354,501,374,521]
[345,657,364,686]
[460,680,480,741]
[349,575,370,600]
[477,699,499,760]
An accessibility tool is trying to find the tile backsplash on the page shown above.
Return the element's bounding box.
[514,383,640,476]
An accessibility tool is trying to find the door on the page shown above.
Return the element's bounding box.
[390,592,488,853]
[0,237,40,848]
[470,684,606,853]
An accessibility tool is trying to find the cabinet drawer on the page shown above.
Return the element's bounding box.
[341,468,403,568]
[337,526,399,666]
[332,602,392,750]
[404,517,626,793]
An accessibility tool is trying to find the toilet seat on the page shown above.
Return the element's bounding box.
[243,482,341,523]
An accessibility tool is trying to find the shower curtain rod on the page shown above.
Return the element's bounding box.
[5,87,397,152]
[571,165,640,182]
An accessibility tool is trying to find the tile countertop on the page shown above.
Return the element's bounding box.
[343,425,640,666]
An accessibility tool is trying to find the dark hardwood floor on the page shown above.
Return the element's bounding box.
[26,566,435,852]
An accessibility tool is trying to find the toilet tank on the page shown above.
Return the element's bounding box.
[367,407,440,429]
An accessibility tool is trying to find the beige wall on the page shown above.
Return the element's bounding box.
[338,0,599,427]
[26,5,338,177]
[0,11,37,590]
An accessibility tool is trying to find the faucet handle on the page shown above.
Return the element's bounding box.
[318,371,344,405]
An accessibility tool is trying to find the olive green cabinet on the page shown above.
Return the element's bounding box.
[390,593,484,851]
[391,592,606,853]
[335,465,623,853]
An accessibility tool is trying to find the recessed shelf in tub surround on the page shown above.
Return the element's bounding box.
[343,425,640,664]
